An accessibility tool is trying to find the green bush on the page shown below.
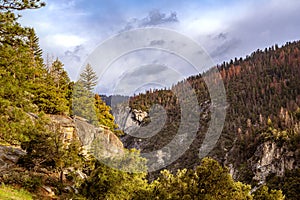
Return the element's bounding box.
[0,183,33,200]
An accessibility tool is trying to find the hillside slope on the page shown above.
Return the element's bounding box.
[115,41,300,199]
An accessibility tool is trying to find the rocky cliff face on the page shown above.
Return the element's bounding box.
[249,141,298,184]
[0,115,124,171]
[74,116,124,158]
[49,115,124,158]
[0,115,124,198]
[226,139,299,187]
[112,105,148,136]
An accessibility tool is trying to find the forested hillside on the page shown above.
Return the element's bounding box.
[123,41,300,199]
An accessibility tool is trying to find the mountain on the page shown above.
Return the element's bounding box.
[100,95,129,107]
[114,41,300,199]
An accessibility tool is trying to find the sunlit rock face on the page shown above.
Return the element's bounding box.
[249,141,297,184]
[132,109,148,123]
[112,105,148,136]
[226,139,299,186]
[49,115,124,158]
[74,116,123,158]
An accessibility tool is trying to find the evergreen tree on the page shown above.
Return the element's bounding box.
[0,0,45,11]
[0,12,28,45]
[72,81,97,123]
[150,158,253,200]
[0,6,70,143]
[27,28,43,67]
[49,59,70,88]
[80,149,148,200]
[72,64,99,122]
[0,34,41,143]
[94,94,122,135]
[32,59,70,115]
[19,114,83,185]
[79,63,98,91]
[253,185,285,200]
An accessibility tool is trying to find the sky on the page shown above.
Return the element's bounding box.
[18,0,300,95]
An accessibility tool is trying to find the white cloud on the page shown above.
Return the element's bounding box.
[184,18,223,36]
[17,0,300,93]
[47,34,87,48]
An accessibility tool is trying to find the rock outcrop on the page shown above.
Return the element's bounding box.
[0,145,25,173]
[112,105,142,134]
[248,141,298,184]
[49,115,124,158]
[226,139,299,187]
[0,115,124,174]
[74,116,123,157]
[132,109,148,123]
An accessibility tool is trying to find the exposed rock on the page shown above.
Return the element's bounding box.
[132,109,148,123]
[64,167,88,180]
[74,117,124,158]
[41,185,55,197]
[112,105,140,134]
[0,145,25,172]
[1,115,124,173]
[48,115,76,144]
[48,115,124,158]
[76,170,87,180]
[113,105,146,150]
[0,115,124,199]
[248,141,297,184]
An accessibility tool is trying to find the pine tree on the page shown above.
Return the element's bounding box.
[72,63,98,121]
[49,59,70,88]
[253,185,284,200]
[0,0,49,144]
[79,63,98,91]
[27,28,43,67]
[31,59,70,115]
[0,9,71,143]
[72,81,97,123]
[94,94,122,135]
[19,114,83,185]
[0,0,45,11]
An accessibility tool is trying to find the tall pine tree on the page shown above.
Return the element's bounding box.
[79,63,98,91]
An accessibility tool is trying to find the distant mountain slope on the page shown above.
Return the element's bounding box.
[116,41,300,198]
[100,95,129,107]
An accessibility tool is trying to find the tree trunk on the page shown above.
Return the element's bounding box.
[60,169,63,183]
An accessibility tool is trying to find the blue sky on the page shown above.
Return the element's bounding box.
[18,0,300,95]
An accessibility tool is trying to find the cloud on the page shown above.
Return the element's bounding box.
[60,45,89,79]
[140,9,178,26]
[121,9,179,32]
[211,0,300,62]
[214,33,228,40]
[180,0,300,63]
[210,37,240,59]
[47,34,87,48]
[17,0,300,93]
[92,48,199,95]
[48,0,76,11]
[111,64,181,95]
[63,45,84,62]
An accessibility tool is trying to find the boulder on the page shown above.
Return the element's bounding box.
[48,115,124,158]
[0,145,25,171]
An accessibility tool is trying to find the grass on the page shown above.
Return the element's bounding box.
[0,184,33,200]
